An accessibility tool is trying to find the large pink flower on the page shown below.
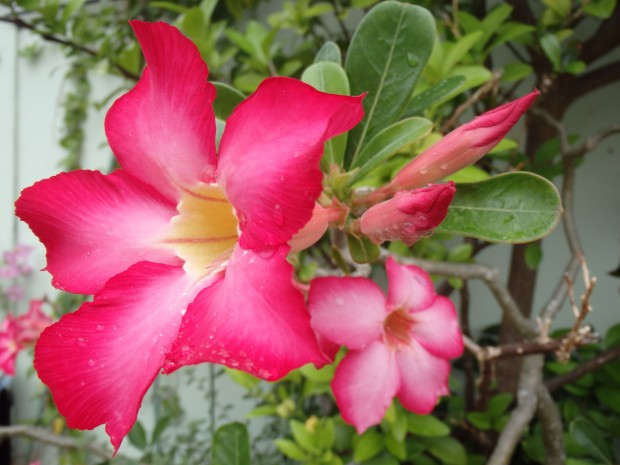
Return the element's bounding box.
[15,21,364,451]
[308,258,463,433]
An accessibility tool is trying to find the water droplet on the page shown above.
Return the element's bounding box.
[76,337,87,348]
[273,204,284,225]
[403,222,415,232]
[419,167,428,175]
[96,324,104,331]
[440,163,449,171]
[407,53,419,67]
[87,359,96,367]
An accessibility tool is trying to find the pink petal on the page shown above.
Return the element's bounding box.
[34,262,198,452]
[309,277,385,351]
[105,21,217,202]
[15,170,180,294]
[288,203,329,252]
[332,341,399,433]
[410,296,464,359]
[14,299,53,345]
[395,339,451,414]
[164,245,327,380]
[217,77,364,250]
[386,258,435,312]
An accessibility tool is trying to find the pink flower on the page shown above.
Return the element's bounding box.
[308,258,463,433]
[361,90,539,205]
[15,21,364,451]
[360,182,455,245]
[14,300,53,345]
[0,317,20,375]
[5,284,24,302]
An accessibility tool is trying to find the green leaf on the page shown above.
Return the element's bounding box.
[402,75,466,117]
[421,436,467,465]
[290,419,321,454]
[276,439,310,461]
[302,62,351,168]
[385,434,406,460]
[478,4,513,49]
[349,117,433,184]
[445,165,490,184]
[525,242,543,269]
[62,0,86,22]
[408,414,450,437]
[127,421,147,450]
[488,392,514,417]
[564,60,586,75]
[315,41,342,65]
[347,233,380,264]
[596,386,620,414]
[540,34,562,71]
[604,323,620,349]
[442,31,484,75]
[447,243,473,262]
[212,422,251,465]
[447,65,493,91]
[493,22,536,47]
[150,1,190,14]
[584,0,617,18]
[345,1,435,166]
[467,412,492,430]
[438,172,562,243]
[570,418,614,464]
[212,82,245,120]
[354,429,384,463]
[501,63,534,82]
[151,416,171,443]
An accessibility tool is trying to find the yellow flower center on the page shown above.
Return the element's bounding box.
[167,183,238,278]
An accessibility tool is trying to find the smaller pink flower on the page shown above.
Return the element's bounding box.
[5,284,25,303]
[360,182,455,245]
[14,300,53,345]
[0,317,21,375]
[308,258,463,433]
[361,90,539,205]
[0,301,52,375]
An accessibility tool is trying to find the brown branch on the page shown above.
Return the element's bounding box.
[536,384,566,465]
[546,345,620,393]
[0,15,140,81]
[0,425,112,460]
[579,4,620,65]
[567,60,620,105]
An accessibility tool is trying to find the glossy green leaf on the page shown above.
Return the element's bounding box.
[315,41,342,65]
[494,22,536,47]
[353,429,384,463]
[445,165,490,184]
[438,172,562,243]
[62,0,86,22]
[212,422,251,465]
[402,75,466,118]
[488,392,514,417]
[467,412,492,430]
[603,323,620,349]
[408,414,450,437]
[447,65,493,91]
[478,4,513,49]
[151,416,171,444]
[345,1,435,166]
[570,418,614,465]
[596,386,620,414]
[212,82,245,120]
[349,117,432,184]
[442,31,483,75]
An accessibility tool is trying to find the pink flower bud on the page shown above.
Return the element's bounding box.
[361,90,539,205]
[360,182,455,245]
[288,204,329,252]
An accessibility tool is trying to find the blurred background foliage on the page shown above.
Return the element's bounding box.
[1,0,620,464]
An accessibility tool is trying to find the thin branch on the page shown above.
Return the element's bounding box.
[546,344,620,392]
[0,425,112,460]
[488,356,543,465]
[0,14,140,81]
